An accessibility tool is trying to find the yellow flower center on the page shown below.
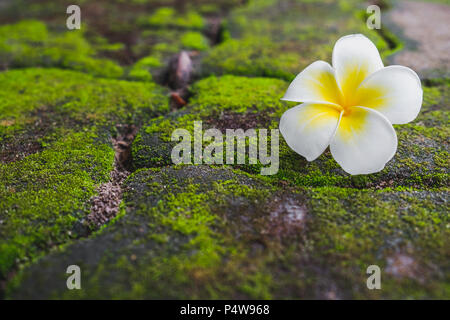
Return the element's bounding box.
[339,98,357,115]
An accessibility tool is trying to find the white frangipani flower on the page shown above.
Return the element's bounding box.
[279,34,423,175]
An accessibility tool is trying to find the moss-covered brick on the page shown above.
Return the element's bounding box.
[299,186,449,299]
[129,29,210,82]
[201,0,396,81]
[132,75,288,168]
[137,7,205,30]
[126,56,160,82]
[0,129,114,279]
[6,166,449,299]
[0,20,123,78]
[181,31,210,51]
[6,166,271,299]
[0,1,233,84]
[0,67,170,281]
[133,74,449,188]
[0,68,169,158]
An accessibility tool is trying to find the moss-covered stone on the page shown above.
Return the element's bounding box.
[132,75,288,168]
[0,20,123,78]
[181,31,210,51]
[0,129,114,279]
[0,0,238,68]
[129,29,210,82]
[201,0,395,81]
[133,74,449,188]
[7,166,449,299]
[299,186,449,299]
[137,7,205,30]
[0,1,230,84]
[6,166,270,298]
[126,56,160,82]
[0,67,169,282]
[0,68,169,152]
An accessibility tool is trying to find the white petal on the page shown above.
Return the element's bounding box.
[281,61,343,106]
[332,34,384,99]
[280,103,341,161]
[354,66,423,124]
[330,106,397,175]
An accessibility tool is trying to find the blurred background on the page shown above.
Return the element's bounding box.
[0,0,448,82]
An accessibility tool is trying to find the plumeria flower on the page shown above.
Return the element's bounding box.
[280,34,423,175]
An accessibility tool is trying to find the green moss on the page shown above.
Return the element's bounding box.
[302,187,449,299]
[126,56,162,81]
[130,28,210,80]
[0,129,114,278]
[129,27,208,81]
[132,75,288,168]
[434,151,449,167]
[183,0,243,15]
[202,0,390,80]
[7,167,449,299]
[0,68,169,139]
[138,7,205,30]
[181,31,209,51]
[0,67,171,280]
[189,75,288,113]
[7,167,275,299]
[133,28,209,58]
[0,20,123,78]
[202,37,302,81]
